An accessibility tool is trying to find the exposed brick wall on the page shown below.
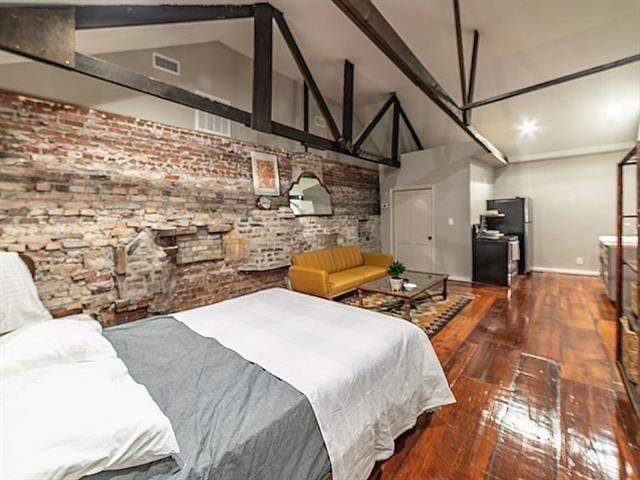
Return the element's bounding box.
[0,90,381,325]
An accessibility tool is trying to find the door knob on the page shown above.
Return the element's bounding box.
[428,236,433,240]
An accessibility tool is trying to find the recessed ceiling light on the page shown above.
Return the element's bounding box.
[517,119,539,137]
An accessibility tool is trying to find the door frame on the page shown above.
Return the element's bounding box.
[389,185,436,273]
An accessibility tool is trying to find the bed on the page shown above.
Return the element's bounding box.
[2,254,455,480]
[89,315,331,480]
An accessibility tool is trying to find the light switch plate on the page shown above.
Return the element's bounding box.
[448,218,455,226]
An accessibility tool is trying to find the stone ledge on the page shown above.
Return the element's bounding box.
[154,226,198,237]
[237,261,291,272]
[114,297,150,313]
[207,224,233,234]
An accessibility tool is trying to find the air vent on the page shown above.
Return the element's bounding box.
[194,91,231,137]
[152,52,180,75]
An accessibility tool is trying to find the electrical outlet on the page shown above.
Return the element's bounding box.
[576,257,584,265]
[448,218,455,226]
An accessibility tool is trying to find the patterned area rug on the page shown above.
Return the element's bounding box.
[341,290,473,338]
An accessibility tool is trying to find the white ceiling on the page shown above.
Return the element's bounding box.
[3,0,640,160]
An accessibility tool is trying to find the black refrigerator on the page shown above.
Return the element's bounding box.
[486,197,532,274]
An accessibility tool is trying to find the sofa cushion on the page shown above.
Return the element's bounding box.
[291,249,337,273]
[328,271,363,296]
[330,246,364,272]
[348,265,387,283]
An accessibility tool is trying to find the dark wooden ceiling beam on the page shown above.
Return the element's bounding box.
[353,94,395,153]
[0,4,400,167]
[397,102,424,151]
[75,5,255,29]
[465,29,479,124]
[391,96,401,164]
[331,0,508,165]
[453,0,467,107]
[273,10,341,142]
[75,53,252,125]
[303,82,310,133]
[463,52,640,110]
[251,4,273,133]
[75,52,395,165]
[342,60,355,149]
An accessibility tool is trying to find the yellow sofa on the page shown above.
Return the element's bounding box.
[289,245,393,299]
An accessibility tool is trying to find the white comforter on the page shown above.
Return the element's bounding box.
[175,288,455,480]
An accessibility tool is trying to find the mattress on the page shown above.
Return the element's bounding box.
[87,316,330,480]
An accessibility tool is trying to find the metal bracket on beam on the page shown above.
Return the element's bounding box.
[0,7,75,67]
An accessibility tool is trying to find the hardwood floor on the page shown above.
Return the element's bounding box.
[377,273,640,480]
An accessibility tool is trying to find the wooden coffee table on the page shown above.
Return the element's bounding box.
[356,271,449,321]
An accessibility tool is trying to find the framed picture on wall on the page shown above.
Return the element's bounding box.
[251,151,280,196]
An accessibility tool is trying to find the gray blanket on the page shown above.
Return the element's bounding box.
[88,316,330,480]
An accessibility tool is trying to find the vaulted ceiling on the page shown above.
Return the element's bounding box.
[3,0,640,161]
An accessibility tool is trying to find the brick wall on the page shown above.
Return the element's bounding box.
[0,90,381,325]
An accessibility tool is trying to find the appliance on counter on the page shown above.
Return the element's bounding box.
[472,230,520,286]
[486,197,532,274]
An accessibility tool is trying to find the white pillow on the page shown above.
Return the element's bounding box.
[0,320,180,480]
[0,316,111,373]
[0,252,52,334]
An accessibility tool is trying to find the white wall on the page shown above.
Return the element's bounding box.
[380,143,481,281]
[492,150,634,274]
[469,161,495,226]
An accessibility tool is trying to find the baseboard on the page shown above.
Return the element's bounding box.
[532,266,599,277]
[449,275,472,283]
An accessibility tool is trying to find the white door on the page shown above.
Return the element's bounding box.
[392,188,434,272]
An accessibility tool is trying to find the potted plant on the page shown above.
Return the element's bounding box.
[387,260,406,291]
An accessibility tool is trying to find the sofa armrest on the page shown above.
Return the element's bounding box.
[289,266,331,298]
[362,252,393,269]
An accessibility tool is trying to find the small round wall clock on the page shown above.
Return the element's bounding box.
[256,195,273,210]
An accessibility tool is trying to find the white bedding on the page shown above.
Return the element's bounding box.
[0,317,179,480]
[0,252,52,334]
[174,287,455,480]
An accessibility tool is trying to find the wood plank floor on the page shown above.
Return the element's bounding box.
[376,273,640,480]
